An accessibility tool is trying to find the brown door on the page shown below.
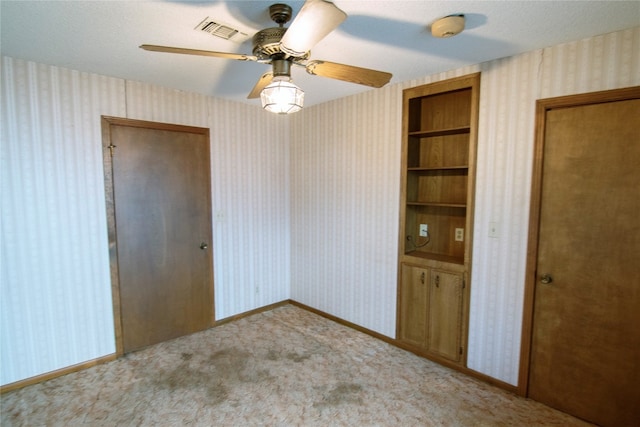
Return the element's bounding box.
[103,117,214,353]
[524,88,640,426]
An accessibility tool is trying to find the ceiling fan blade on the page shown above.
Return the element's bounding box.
[305,60,392,88]
[247,72,274,99]
[140,45,257,61]
[280,0,347,57]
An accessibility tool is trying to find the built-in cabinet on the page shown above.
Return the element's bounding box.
[397,73,480,366]
[398,264,464,362]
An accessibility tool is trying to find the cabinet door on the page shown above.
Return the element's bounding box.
[428,270,463,361]
[398,264,429,348]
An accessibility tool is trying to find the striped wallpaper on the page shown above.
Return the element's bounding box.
[1,58,124,385]
[2,26,638,387]
[290,27,640,386]
[1,60,290,386]
[289,88,404,337]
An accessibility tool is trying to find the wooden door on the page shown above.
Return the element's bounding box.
[102,117,214,354]
[522,88,640,426]
[428,270,462,362]
[398,264,429,348]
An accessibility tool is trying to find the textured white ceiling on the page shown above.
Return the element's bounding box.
[1,1,638,107]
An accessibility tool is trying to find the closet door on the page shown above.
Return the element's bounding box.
[103,117,214,353]
[526,89,640,427]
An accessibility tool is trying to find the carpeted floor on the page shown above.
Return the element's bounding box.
[1,304,593,426]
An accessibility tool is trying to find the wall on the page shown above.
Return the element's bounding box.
[1,59,124,386]
[0,58,290,386]
[2,26,638,388]
[289,27,639,385]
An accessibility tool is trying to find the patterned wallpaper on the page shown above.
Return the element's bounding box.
[2,26,638,387]
[1,59,124,385]
[288,90,401,336]
[290,27,639,385]
[1,60,290,386]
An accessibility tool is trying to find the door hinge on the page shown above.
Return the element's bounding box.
[460,346,464,355]
[462,278,466,289]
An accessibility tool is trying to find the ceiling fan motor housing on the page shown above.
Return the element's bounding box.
[252,27,288,59]
[252,27,310,62]
[253,3,312,62]
[252,3,292,60]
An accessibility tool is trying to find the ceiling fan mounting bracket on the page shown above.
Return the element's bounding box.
[269,3,293,26]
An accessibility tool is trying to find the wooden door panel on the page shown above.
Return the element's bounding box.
[528,95,640,426]
[398,264,429,347]
[104,118,214,353]
[428,270,462,361]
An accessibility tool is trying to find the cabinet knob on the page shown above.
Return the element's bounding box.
[200,242,208,250]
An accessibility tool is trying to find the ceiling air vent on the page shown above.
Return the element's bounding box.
[195,17,250,43]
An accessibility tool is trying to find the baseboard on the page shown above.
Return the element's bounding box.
[288,300,398,346]
[214,300,290,326]
[0,353,117,394]
[288,299,518,394]
[393,339,518,393]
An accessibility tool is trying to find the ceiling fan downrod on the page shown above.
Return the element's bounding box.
[271,58,292,78]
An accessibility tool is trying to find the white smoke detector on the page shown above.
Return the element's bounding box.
[431,15,465,38]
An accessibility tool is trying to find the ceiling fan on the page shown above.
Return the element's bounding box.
[140,0,392,113]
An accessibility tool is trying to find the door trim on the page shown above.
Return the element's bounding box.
[517,86,640,396]
[101,116,214,356]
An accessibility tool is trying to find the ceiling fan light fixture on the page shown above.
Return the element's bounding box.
[260,76,304,114]
[431,15,465,38]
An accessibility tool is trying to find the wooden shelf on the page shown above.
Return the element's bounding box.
[406,202,467,208]
[401,76,479,263]
[408,126,471,138]
[403,251,465,265]
[408,166,469,172]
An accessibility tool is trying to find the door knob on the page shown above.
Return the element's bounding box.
[540,273,553,284]
[200,242,208,250]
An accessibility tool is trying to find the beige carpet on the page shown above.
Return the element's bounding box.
[1,304,592,426]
